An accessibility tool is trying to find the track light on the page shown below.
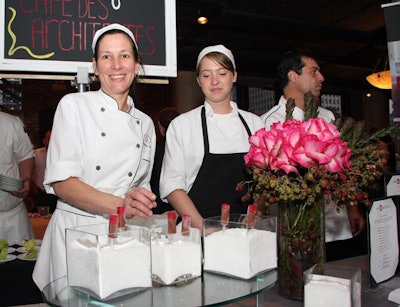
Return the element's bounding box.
[197,10,208,25]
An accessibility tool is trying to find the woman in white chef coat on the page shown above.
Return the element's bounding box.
[159,45,264,229]
[33,24,157,291]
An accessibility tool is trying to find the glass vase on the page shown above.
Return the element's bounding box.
[277,197,325,300]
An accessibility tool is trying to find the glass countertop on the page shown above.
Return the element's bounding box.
[42,270,277,306]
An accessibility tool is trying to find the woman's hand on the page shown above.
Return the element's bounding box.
[124,187,157,218]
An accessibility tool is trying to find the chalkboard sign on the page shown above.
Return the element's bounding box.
[0,0,176,77]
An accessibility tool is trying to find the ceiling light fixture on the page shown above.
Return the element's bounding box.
[366,55,392,90]
[366,70,392,90]
[197,10,208,25]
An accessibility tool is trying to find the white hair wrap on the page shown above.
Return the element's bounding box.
[92,23,138,53]
[196,44,236,70]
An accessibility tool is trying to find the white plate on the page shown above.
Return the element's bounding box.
[7,247,16,253]
[35,239,42,246]
[16,247,26,253]
[0,254,17,263]
[17,253,37,261]
[0,174,24,191]
[17,246,40,253]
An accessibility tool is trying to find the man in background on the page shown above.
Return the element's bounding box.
[0,111,35,244]
[261,49,366,260]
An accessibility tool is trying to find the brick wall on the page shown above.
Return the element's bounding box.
[22,79,74,148]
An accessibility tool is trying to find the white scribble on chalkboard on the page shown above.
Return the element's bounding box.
[112,0,121,10]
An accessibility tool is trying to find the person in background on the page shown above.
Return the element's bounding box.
[160,44,264,229]
[261,49,335,128]
[31,129,58,213]
[151,107,180,214]
[0,111,35,245]
[261,48,366,260]
[33,23,157,291]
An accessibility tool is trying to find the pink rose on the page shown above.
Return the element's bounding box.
[303,118,341,142]
[244,118,352,174]
[244,147,268,168]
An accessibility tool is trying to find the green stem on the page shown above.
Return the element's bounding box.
[292,203,306,229]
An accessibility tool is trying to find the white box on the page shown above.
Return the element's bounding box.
[203,214,277,279]
[66,223,151,300]
[304,263,361,307]
[151,227,202,285]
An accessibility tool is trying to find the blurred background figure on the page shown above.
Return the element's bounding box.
[151,107,180,214]
[31,129,58,213]
[0,111,35,245]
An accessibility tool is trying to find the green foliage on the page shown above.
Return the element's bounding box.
[23,239,38,259]
[0,239,9,260]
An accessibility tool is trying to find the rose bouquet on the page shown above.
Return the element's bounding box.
[238,92,397,300]
[240,117,353,299]
[241,118,355,207]
[239,92,395,210]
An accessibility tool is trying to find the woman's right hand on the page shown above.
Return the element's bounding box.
[124,187,157,218]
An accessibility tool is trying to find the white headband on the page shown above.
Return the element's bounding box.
[92,23,138,53]
[196,44,236,70]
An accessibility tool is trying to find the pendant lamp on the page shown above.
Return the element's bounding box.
[366,55,392,90]
[366,70,392,89]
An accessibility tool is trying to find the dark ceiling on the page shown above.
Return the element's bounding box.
[175,0,390,89]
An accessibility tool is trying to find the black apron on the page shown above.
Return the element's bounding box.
[188,107,252,218]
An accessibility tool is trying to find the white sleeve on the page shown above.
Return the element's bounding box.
[159,119,187,201]
[44,95,84,194]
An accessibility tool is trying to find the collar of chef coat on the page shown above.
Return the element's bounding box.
[203,100,239,118]
[98,89,134,114]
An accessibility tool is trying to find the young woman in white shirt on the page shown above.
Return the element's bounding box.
[160,45,264,229]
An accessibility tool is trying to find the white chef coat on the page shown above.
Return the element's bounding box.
[159,101,264,200]
[261,95,335,129]
[33,90,156,291]
[261,95,351,242]
[0,112,35,245]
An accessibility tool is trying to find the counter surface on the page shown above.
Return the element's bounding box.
[41,254,400,306]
